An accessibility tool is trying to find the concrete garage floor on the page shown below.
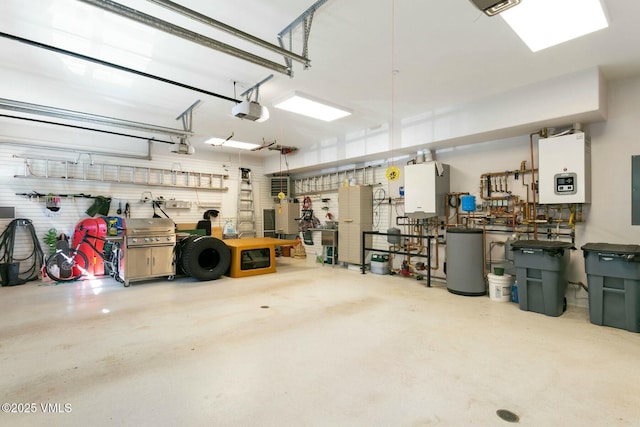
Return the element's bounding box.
[1,257,639,426]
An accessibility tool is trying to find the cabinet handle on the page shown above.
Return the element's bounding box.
[344,219,353,223]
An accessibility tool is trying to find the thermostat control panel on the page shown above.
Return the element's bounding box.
[554,173,577,195]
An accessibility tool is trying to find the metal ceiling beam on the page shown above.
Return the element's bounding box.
[278,0,329,71]
[77,0,291,76]
[0,32,240,104]
[146,0,310,68]
[279,0,329,39]
[0,139,153,161]
[0,98,191,138]
[0,114,175,145]
[240,74,274,101]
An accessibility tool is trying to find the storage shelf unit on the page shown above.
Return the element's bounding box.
[13,156,228,191]
[310,228,338,267]
[338,185,372,265]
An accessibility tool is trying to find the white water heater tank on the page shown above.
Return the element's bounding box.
[538,132,591,204]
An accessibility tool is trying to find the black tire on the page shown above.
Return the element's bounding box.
[180,236,231,281]
[177,235,200,275]
[46,249,89,282]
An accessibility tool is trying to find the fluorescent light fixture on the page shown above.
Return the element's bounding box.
[273,91,352,122]
[500,0,608,52]
[204,137,260,150]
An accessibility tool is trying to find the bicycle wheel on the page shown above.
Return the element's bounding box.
[45,249,89,282]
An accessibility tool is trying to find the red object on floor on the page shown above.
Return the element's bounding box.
[400,260,412,277]
[72,217,107,277]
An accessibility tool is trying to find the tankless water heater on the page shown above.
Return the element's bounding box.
[538,132,591,204]
[404,162,450,218]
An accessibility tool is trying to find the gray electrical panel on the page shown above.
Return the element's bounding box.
[0,207,15,219]
[633,155,640,225]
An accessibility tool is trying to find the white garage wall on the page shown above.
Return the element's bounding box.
[288,74,640,308]
[0,134,267,276]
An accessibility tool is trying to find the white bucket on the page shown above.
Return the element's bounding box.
[488,273,513,302]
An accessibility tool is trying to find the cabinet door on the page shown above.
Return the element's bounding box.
[339,223,362,264]
[338,224,351,263]
[338,187,350,220]
[125,248,151,279]
[339,186,373,222]
[338,186,373,265]
[151,246,175,276]
[358,186,373,224]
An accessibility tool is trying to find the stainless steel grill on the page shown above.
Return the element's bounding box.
[122,218,176,286]
[125,218,176,248]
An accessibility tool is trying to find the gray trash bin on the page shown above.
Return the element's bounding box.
[581,243,640,332]
[511,240,572,316]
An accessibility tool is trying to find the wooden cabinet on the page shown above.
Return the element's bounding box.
[338,185,373,265]
[275,201,300,234]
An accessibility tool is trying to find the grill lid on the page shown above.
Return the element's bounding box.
[124,218,175,235]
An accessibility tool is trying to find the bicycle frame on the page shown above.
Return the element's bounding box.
[45,227,123,283]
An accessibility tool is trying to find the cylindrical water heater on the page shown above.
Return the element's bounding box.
[446,227,485,296]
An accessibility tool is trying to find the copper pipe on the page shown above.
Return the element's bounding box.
[529,132,540,239]
[482,220,487,279]
[430,221,439,271]
[524,183,530,221]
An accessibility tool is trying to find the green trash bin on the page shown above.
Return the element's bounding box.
[511,240,572,317]
[581,243,640,332]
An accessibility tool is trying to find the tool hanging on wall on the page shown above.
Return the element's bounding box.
[321,198,333,219]
[152,200,171,219]
[86,196,111,217]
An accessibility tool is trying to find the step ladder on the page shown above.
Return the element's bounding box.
[237,167,256,238]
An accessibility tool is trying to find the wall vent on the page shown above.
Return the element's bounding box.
[270,176,290,197]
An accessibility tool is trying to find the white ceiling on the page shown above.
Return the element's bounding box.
[1,0,639,166]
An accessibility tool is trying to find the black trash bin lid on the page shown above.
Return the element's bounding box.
[511,240,572,256]
[511,240,572,250]
[581,243,640,255]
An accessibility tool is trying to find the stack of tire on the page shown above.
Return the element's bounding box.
[177,236,231,281]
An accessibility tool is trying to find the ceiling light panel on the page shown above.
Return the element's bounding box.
[204,138,260,150]
[273,91,352,122]
[500,0,608,52]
